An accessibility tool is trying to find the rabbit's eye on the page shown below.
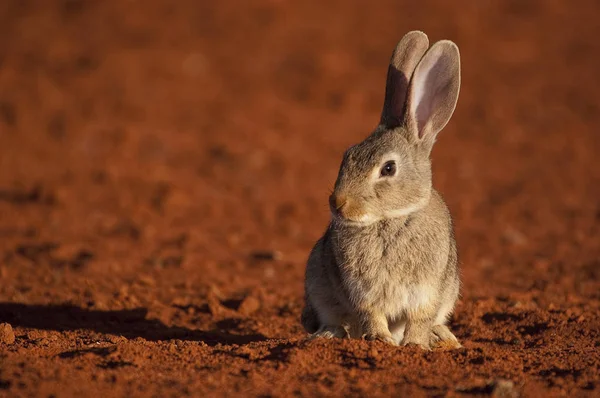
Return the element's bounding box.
[380,161,396,177]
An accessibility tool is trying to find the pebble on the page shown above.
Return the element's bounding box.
[137,274,156,287]
[368,347,379,359]
[238,295,261,316]
[108,335,128,344]
[492,379,519,398]
[207,293,225,316]
[0,323,15,345]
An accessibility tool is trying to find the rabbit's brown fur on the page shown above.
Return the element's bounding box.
[301,31,462,349]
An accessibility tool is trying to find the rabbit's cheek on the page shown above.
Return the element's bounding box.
[384,196,429,219]
[357,213,379,224]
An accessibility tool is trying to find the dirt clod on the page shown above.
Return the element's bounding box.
[492,379,519,398]
[0,323,15,345]
[368,347,379,359]
[237,296,261,316]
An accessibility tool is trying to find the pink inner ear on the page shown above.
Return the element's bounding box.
[412,53,449,139]
[415,98,433,139]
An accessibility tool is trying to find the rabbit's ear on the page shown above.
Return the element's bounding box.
[380,31,429,128]
[405,40,460,142]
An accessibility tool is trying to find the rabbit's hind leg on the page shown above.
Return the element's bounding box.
[301,303,320,334]
[309,324,349,340]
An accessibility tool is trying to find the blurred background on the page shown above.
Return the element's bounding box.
[1,0,598,293]
[0,0,599,396]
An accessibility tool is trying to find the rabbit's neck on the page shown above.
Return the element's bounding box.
[330,216,412,266]
[331,211,413,236]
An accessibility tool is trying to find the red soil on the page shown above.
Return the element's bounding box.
[1,0,599,396]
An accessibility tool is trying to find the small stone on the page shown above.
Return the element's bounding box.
[107,335,128,344]
[565,308,574,317]
[492,379,518,398]
[208,284,224,300]
[368,347,379,359]
[207,295,225,316]
[238,295,261,316]
[0,323,15,345]
[137,275,156,287]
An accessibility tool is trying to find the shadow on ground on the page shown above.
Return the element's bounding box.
[0,302,267,346]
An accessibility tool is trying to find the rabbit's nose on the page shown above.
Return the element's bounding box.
[329,194,348,211]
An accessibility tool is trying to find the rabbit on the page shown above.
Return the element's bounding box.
[301,31,462,350]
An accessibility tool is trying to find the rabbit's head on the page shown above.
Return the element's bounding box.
[330,31,460,225]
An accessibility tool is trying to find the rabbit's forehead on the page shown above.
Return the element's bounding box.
[344,135,406,168]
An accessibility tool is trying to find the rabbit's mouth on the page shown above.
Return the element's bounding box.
[329,193,380,226]
[331,210,380,227]
[330,204,378,226]
[329,193,429,226]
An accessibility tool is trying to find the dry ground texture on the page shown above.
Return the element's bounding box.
[1,0,599,397]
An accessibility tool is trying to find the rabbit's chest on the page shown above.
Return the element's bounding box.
[334,229,429,316]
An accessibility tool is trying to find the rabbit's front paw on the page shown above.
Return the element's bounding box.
[402,318,435,350]
[401,328,432,350]
[401,339,431,350]
[364,333,397,346]
[430,324,462,350]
